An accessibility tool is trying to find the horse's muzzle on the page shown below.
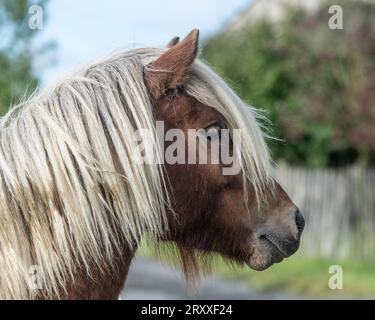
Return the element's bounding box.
[247,209,305,270]
[260,209,305,257]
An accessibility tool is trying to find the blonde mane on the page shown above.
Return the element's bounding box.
[0,48,272,299]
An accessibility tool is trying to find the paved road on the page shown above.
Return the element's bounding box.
[120,258,290,300]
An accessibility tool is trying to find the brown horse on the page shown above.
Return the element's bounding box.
[0,29,303,299]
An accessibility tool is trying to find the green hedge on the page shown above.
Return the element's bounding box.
[202,0,375,167]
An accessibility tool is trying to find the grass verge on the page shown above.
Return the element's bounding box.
[138,243,375,299]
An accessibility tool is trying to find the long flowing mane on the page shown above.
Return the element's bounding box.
[0,48,272,299]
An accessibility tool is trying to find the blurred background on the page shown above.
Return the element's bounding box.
[0,0,374,299]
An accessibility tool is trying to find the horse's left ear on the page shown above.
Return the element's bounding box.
[145,29,199,99]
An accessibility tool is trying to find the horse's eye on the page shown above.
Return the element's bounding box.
[164,86,184,100]
[165,88,177,99]
[203,124,222,141]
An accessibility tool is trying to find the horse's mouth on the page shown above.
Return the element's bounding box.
[259,235,288,258]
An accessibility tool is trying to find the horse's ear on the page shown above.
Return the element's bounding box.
[166,36,180,48]
[145,29,199,99]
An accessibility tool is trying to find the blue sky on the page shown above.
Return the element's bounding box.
[36,0,253,84]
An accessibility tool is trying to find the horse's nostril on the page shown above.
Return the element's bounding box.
[295,210,305,236]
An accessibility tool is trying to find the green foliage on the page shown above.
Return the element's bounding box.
[202,0,375,167]
[0,0,53,114]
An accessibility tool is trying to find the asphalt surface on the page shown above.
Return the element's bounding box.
[120,257,290,300]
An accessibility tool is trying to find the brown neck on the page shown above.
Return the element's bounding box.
[51,244,135,300]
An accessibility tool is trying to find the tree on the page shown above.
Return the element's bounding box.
[202,0,375,167]
[0,0,54,114]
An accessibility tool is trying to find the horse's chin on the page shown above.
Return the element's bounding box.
[245,243,285,271]
[246,257,283,271]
